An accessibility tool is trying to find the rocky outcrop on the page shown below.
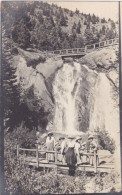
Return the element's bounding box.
[12,48,63,120]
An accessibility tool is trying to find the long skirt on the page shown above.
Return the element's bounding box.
[65,148,77,176]
[46,145,55,162]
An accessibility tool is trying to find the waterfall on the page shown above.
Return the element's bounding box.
[53,62,81,134]
[52,61,120,158]
[89,73,119,141]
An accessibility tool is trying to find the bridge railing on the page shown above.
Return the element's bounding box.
[50,38,119,56]
[17,145,99,173]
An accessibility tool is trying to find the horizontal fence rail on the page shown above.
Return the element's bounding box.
[49,38,119,56]
[16,145,114,173]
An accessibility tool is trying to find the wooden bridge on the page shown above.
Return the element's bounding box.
[17,145,114,174]
[49,38,119,58]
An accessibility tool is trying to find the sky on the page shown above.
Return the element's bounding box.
[49,1,119,21]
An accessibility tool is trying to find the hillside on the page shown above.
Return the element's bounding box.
[2,1,118,51]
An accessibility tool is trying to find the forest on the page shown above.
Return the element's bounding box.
[2,1,118,51]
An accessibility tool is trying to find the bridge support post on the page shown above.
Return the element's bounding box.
[94,150,97,173]
[17,145,19,159]
[55,150,57,164]
[36,144,39,168]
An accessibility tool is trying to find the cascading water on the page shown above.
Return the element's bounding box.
[89,72,119,141]
[53,62,81,134]
[52,61,120,160]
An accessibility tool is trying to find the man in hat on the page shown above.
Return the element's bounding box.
[88,135,98,165]
[45,132,55,162]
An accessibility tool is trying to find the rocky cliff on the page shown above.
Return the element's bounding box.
[12,45,119,142]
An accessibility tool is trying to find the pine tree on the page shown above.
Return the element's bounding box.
[76,26,81,34]
[72,22,77,29]
[75,8,79,15]
[12,19,31,49]
[60,14,67,26]
[70,11,73,17]
[84,28,94,44]
[2,28,20,130]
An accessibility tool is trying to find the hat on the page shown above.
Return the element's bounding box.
[88,135,94,140]
[59,137,65,140]
[75,136,82,141]
[47,132,53,136]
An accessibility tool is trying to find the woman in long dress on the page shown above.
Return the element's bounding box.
[74,137,82,165]
[45,132,55,162]
[56,137,67,163]
[88,135,98,165]
[65,136,77,176]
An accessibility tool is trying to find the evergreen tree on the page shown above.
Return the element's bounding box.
[101,18,106,23]
[38,12,44,24]
[84,28,94,44]
[12,19,31,49]
[70,11,73,17]
[102,25,106,35]
[2,28,20,130]
[78,20,81,28]
[75,8,80,15]
[60,14,67,26]
[111,21,116,30]
[76,25,81,34]
[72,22,77,29]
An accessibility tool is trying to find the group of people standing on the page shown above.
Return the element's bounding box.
[44,132,98,176]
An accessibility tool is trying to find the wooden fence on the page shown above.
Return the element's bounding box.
[16,145,113,173]
[48,38,119,56]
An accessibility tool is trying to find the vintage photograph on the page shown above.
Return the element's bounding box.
[1,0,122,194]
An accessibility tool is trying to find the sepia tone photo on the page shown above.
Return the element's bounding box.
[1,0,122,194]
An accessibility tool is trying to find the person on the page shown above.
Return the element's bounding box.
[65,136,77,176]
[45,132,55,162]
[88,135,98,165]
[57,137,67,164]
[75,137,82,165]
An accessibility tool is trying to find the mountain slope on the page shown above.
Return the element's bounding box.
[2,1,118,51]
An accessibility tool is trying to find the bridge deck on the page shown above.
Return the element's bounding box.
[17,145,114,174]
[20,156,114,174]
[49,38,119,57]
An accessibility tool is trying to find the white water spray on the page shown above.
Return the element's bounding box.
[53,62,81,134]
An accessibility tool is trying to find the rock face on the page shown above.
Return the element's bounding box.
[13,48,63,121]
[12,46,119,142]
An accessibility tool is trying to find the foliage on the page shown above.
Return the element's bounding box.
[4,128,120,194]
[2,1,118,51]
[95,129,115,153]
[5,125,36,149]
[2,28,21,131]
[4,152,40,195]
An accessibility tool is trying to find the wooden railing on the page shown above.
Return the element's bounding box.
[49,38,119,56]
[17,145,99,173]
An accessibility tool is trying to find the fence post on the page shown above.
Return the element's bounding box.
[36,144,39,168]
[17,145,19,158]
[55,150,57,164]
[85,46,87,53]
[94,150,97,173]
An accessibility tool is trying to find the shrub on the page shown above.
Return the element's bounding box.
[95,129,115,153]
[5,124,36,149]
[4,152,41,195]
